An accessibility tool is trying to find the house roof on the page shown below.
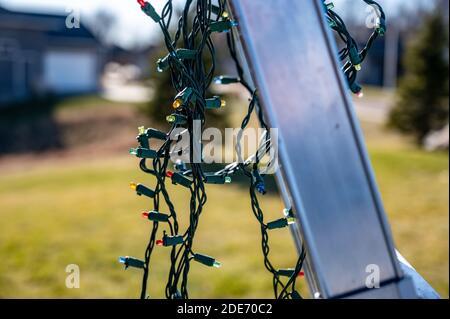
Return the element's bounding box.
[0,5,97,41]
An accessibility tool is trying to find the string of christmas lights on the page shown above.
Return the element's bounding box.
[324,0,386,97]
[120,0,385,300]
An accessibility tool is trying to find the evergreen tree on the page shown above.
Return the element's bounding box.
[388,9,449,145]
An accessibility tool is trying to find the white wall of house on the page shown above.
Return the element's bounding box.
[43,50,98,94]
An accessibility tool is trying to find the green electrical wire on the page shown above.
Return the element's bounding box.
[125,0,385,300]
[324,0,386,95]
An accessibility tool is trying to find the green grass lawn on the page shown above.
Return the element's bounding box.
[0,92,448,299]
[369,147,449,296]
[0,140,448,298]
[0,156,300,298]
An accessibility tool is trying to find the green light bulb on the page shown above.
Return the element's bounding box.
[166,115,176,123]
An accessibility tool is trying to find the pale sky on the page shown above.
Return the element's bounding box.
[0,0,433,49]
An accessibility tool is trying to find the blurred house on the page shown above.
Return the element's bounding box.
[0,5,105,106]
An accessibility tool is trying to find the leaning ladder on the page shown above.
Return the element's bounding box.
[228,0,439,299]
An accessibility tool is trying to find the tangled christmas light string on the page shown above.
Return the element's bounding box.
[119,0,385,299]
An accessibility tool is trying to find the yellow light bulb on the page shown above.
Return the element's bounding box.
[130,182,137,191]
[287,217,296,225]
[222,11,229,19]
[221,99,226,107]
[138,126,145,135]
[173,99,183,109]
[355,64,362,71]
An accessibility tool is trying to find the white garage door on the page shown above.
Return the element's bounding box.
[44,50,97,94]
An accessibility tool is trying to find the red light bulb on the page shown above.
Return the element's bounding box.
[137,0,146,8]
[142,212,149,219]
[166,171,174,178]
[298,271,305,277]
[156,239,164,246]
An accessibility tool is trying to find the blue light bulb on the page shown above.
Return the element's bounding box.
[256,183,266,195]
